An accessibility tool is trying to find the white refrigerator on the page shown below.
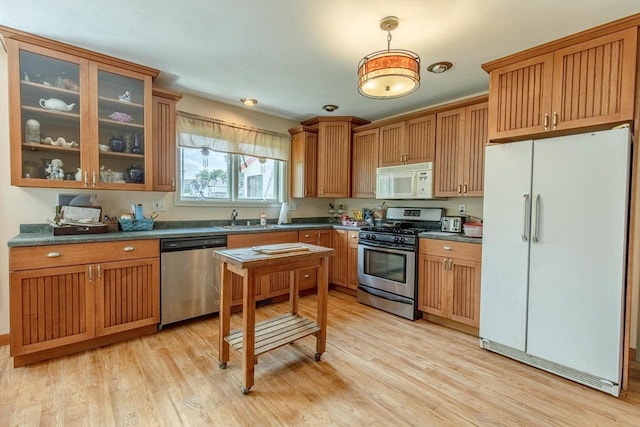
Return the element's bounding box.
[479,128,631,396]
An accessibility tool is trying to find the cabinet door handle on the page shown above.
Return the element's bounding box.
[320,187,324,196]
[552,112,558,128]
[442,258,447,270]
[88,264,93,281]
[448,259,453,271]
[443,245,451,251]
[544,112,549,130]
[46,251,62,258]
[522,193,530,241]
[92,171,96,188]
[84,171,88,188]
[171,177,176,191]
[463,183,468,194]
[457,184,462,194]
[532,194,541,243]
[97,264,102,280]
[123,246,136,252]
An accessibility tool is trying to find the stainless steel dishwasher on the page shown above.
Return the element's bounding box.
[160,235,227,327]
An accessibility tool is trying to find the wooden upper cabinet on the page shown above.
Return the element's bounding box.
[487,54,553,140]
[352,128,379,198]
[152,88,182,191]
[405,114,436,164]
[378,122,405,166]
[2,27,159,190]
[552,28,637,131]
[317,121,351,197]
[378,115,435,167]
[300,116,369,198]
[486,27,637,141]
[463,103,488,196]
[435,108,464,197]
[435,102,488,197]
[289,126,318,198]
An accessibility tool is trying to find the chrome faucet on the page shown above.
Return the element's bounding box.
[231,209,238,226]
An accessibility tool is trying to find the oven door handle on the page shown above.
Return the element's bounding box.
[358,243,415,255]
[358,285,413,304]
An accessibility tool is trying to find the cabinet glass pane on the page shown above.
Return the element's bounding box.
[96,70,145,185]
[19,50,82,181]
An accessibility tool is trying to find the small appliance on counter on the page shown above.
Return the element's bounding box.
[441,215,466,233]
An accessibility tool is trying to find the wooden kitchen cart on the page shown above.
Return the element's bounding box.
[214,243,334,394]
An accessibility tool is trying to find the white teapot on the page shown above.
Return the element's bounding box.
[39,98,76,112]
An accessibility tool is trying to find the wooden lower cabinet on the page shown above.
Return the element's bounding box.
[297,229,332,291]
[418,239,482,330]
[331,228,359,291]
[9,239,160,366]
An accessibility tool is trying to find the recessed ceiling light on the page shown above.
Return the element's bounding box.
[426,61,453,74]
[240,98,258,106]
[322,104,339,112]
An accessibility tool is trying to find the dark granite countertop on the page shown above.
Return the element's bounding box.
[8,220,362,248]
[418,231,482,244]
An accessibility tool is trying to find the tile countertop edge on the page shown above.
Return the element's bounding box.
[419,231,483,244]
[7,223,362,248]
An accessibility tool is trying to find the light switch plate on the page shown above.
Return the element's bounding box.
[458,204,466,214]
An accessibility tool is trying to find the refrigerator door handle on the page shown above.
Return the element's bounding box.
[532,194,541,243]
[522,193,530,241]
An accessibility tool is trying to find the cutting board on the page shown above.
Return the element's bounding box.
[252,243,310,254]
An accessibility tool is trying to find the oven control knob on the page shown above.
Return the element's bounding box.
[366,234,376,240]
[394,236,405,243]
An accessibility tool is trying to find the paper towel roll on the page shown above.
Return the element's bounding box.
[278,202,289,224]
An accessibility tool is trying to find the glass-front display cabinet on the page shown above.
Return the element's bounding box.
[93,64,150,188]
[5,35,155,190]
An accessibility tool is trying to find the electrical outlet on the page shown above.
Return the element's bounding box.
[288,201,298,211]
[152,199,167,211]
[458,204,466,215]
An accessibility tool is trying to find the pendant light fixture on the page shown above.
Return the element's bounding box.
[357,16,420,99]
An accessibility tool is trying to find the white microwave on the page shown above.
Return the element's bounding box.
[376,162,435,199]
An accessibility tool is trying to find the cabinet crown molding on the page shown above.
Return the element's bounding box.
[482,12,640,72]
[0,25,159,78]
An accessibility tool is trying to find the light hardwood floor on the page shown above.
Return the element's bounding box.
[1,290,639,426]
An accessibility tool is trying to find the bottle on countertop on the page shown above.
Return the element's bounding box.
[260,210,267,226]
[135,203,144,220]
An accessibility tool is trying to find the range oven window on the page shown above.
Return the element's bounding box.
[363,247,407,284]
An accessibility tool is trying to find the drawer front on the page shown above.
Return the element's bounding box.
[420,239,481,261]
[10,239,159,271]
[298,230,318,244]
[298,267,317,290]
[348,231,359,243]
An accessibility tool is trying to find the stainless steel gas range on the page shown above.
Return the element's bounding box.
[357,207,443,320]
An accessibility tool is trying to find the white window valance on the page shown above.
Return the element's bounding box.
[176,111,290,161]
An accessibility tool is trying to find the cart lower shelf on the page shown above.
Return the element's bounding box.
[224,313,320,356]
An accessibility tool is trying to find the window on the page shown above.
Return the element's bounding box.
[178,147,284,203]
[176,112,290,206]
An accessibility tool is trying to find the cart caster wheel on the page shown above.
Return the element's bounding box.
[314,353,322,361]
[218,362,227,369]
[241,386,251,395]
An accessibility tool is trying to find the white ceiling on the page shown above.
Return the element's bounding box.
[2,1,640,122]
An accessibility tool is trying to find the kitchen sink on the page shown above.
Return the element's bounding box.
[220,224,280,231]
